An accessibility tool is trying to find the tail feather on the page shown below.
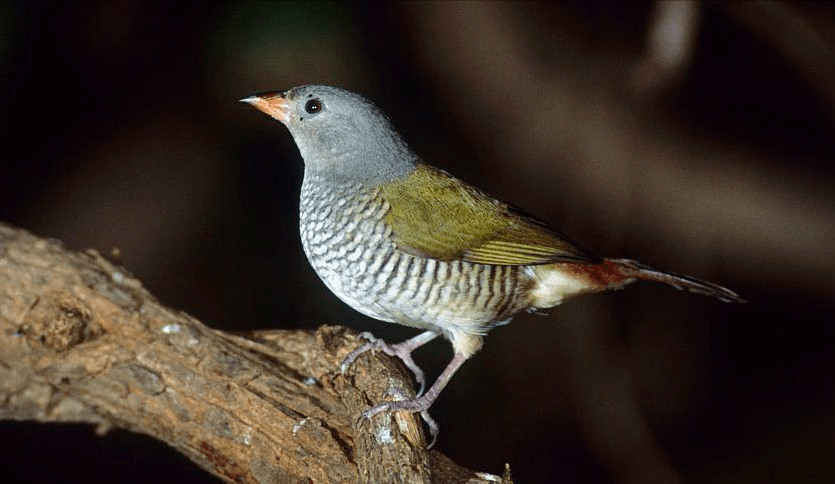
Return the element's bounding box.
[611,258,745,303]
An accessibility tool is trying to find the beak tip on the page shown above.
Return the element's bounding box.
[239,90,290,123]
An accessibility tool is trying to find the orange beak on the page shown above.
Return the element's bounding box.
[240,91,291,125]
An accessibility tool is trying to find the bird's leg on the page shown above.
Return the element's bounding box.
[360,350,469,444]
[341,330,438,396]
[376,386,442,448]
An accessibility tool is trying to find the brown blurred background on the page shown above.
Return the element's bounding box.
[1,1,834,483]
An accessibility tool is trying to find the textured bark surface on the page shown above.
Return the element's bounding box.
[0,223,513,484]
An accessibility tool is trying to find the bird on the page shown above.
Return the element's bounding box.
[241,84,743,441]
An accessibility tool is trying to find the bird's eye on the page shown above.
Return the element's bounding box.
[305,99,323,114]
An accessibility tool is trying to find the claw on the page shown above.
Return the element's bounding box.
[339,332,378,372]
[357,331,377,342]
[343,331,444,448]
[359,401,390,422]
[420,410,439,449]
[357,393,440,447]
[340,331,433,396]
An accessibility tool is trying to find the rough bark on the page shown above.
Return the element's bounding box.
[0,223,514,484]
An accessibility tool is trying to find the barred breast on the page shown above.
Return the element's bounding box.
[298,174,535,346]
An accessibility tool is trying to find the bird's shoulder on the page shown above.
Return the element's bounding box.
[378,163,596,265]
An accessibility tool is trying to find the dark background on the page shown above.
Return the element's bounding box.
[1,1,834,483]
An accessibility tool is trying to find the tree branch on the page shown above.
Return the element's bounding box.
[0,223,513,484]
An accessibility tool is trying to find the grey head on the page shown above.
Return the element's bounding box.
[241,85,419,185]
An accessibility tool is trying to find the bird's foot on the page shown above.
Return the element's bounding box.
[340,332,427,395]
[360,388,440,448]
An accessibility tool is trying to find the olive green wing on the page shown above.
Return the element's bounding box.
[380,164,596,265]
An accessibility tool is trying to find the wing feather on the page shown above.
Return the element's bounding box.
[380,164,595,265]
